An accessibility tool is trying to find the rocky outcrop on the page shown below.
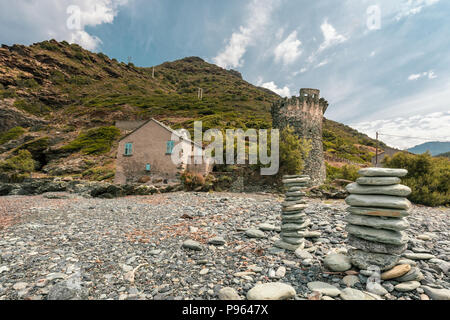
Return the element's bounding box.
[0,99,48,132]
[0,178,182,198]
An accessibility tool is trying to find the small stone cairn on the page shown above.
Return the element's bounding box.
[274,175,311,251]
[344,168,412,271]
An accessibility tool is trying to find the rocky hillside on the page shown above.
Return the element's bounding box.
[0,40,385,181]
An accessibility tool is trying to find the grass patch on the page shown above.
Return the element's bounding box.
[62,126,121,155]
[0,127,25,145]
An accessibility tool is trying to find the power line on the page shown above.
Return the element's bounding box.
[378,133,450,141]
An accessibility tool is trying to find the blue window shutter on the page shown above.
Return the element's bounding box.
[166,141,175,154]
[125,143,133,155]
[146,164,151,171]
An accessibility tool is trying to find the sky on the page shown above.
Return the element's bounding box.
[0,0,449,149]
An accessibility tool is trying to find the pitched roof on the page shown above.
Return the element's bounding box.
[118,118,203,149]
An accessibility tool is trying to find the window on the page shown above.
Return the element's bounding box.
[124,143,133,156]
[166,141,175,155]
[146,164,151,172]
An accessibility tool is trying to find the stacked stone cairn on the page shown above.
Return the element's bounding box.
[344,168,412,271]
[274,175,311,251]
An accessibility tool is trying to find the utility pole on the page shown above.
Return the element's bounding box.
[375,131,379,166]
[198,87,203,100]
[152,67,155,79]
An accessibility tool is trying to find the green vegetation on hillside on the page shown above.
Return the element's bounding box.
[0,150,36,174]
[383,152,450,207]
[0,127,25,145]
[62,127,121,155]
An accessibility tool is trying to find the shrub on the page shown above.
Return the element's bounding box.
[326,163,360,182]
[181,172,207,191]
[62,126,121,155]
[0,127,25,145]
[383,152,449,207]
[14,99,51,115]
[279,126,311,175]
[0,150,36,173]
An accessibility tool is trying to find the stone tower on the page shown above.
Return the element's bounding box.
[271,88,329,185]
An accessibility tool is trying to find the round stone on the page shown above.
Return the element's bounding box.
[395,267,424,282]
[342,275,360,287]
[182,240,202,251]
[208,237,226,246]
[294,248,313,260]
[403,252,435,260]
[281,237,305,245]
[394,281,421,292]
[344,214,409,231]
[381,264,411,280]
[421,286,450,300]
[307,282,341,297]
[218,287,241,300]
[348,235,408,255]
[274,240,303,251]
[245,229,266,238]
[345,194,412,210]
[247,282,296,300]
[358,168,408,177]
[258,223,276,231]
[346,224,408,245]
[346,182,411,197]
[348,249,400,271]
[356,176,401,186]
[324,253,352,272]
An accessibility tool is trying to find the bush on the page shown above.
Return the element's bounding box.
[383,152,449,207]
[0,127,25,145]
[181,172,208,191]
[326,163,361,182]
[0,150,36,173]
[279,126,311,175]
[62,126,121,155]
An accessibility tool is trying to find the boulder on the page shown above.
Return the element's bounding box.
[348,235,408,255]
[346,194,411,210]
[358,168,408,177]
[346,224,408,245]
[349,249,400,271]
[346,183,411,197]
[344,214,409,231]
[323,253,352,272]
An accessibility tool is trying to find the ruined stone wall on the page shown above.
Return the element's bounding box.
[271,88,329,185]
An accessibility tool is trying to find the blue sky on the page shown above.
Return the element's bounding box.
[0,0,449,149]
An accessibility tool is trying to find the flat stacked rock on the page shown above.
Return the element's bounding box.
[274,175,311,251]
[344,168,412,271]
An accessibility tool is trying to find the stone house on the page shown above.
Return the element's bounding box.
[114,119,212,185]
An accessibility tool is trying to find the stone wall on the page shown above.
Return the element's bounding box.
[272,88,329,185]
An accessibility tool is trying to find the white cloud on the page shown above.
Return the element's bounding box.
[315,59,329,68]
[274,31,302,65]
[258,80,291,97]
[351,111,450,149]
[396,0,441,20]
[0,0,128,51]
[213,0,277,69]
[408,71,437,80]
[318,20,347,53]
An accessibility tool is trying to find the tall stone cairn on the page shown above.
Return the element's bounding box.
[274,175,311,251]
[344,168,412,271]
[272,88,329,185]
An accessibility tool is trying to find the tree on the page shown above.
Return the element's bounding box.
[279,126,311,176]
